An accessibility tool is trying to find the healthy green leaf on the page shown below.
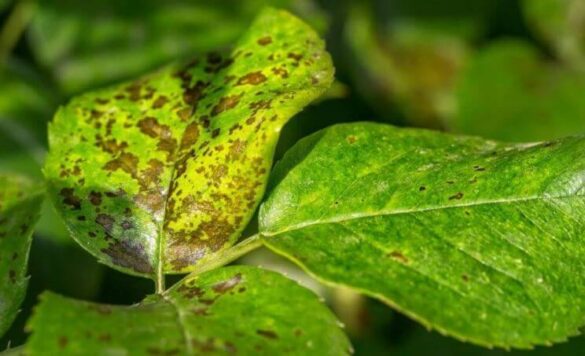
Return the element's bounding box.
[452,40,585,142]
[29,0,327,94]
[260,122,585,348]
[522,0,585,69]
[44,8,334,278]
[25,266,351,355]
[0,175,43,337]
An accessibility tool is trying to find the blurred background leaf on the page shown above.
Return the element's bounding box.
[451,40,585,141]
[28,0,329,95]
[522,0,585,70]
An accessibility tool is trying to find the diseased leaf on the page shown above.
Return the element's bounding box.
[260,122,585,348]
[0,175,43,337]
[451,40,585,142]
[522,0,585,69]
[25,266,351,355]
[29,0,328,94]
[44,8,334,277]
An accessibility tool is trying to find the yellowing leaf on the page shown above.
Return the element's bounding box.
[44,8,334,278]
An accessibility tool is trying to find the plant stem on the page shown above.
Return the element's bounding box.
[0,0,37,63]
[187,234,264,278]
[154,271,166,294]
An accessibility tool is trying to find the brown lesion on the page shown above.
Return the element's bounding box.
[211,94,243,117]
[104,152,139,179]
[60,188,82,210]
[236,71,267,86]
[387,251,409,264]
[101,238,153,274]
[257,36,272,46]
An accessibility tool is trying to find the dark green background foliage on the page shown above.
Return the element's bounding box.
[1,0,585,355]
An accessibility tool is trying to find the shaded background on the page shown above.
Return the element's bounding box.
[1,0,584,354]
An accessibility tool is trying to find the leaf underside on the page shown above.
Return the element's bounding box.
[25,266,351,355]
[0,175,43,337]
[260,122,585,348]
[44,8,334,277]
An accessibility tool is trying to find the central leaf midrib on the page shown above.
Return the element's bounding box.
[263,193,584,236]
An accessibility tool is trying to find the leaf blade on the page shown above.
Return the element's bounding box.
[259,122,585,348]
[25,266,351,355]
[44,8,334,277]
[0,175,43,337]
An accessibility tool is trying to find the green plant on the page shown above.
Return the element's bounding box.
[2,6,585,355]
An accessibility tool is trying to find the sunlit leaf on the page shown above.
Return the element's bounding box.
[25,266,351,355]
[44,8,334,277]
[260,122,585,348]
[0,175,43,337]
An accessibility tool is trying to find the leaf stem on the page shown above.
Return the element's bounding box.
[154,271,165,294]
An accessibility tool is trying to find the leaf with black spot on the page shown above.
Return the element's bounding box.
[25,266,351,355]
[0,175,43,337]
[44,8,334,278]
[260,122,585,348]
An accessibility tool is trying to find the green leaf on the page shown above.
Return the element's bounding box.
[29,0,327,94]
[0,175,43,337]
[44,8,334,278]
[451,40,585,142]
[522,0,585,69]
[25,266,351,355]
[0,58,58,173]
[259,122,585,348]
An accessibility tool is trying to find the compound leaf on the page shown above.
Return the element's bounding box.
[44,8,333,277]
[25,266,351,355]
[0,175,43,337]
[260,122,585,348]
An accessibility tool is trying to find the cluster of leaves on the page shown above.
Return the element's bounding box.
[1,0,585,355]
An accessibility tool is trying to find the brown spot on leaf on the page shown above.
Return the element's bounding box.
[449,192,464,200]
[60,188,81,210]
[288,52,303,62]
[212,273,242,294]
[58,336,68,349]
[152,96,169,109]
[237,71,267,86]
[101,239,153,274]
[211,94,242,116]
[388,251,409,264]
[96,214,115,233]
[138,117,170,139]
[256,330,278,340]
[89,191,102,206]
[257,36,272,46]
[104,152,139,179]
